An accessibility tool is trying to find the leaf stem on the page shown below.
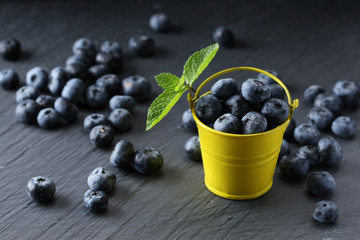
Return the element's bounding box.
[184,84,196,93]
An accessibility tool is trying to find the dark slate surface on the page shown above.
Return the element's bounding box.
[1,1,360,239]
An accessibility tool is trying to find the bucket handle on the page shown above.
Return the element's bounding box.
[187,66,299,117]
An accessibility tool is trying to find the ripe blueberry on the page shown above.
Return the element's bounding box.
[313,200,338,224]
[184,136,202,162]
[101,40,122,54]
[298,145,320,166]
[257,70,280,85]
[318,137,342,167]
[133,147,164,175]
[84,189,108,212]
[224,94,249,119]
[48,67,70,95]
[284,118,296,140]
[15,85,39,103]
[36,95,55,109]
[37,108,60,129]
[83,113,109,132]
[214,113,240,134]
[241,78,271,103]
[278,139,290,161]
[89,125,114,148]
[331,116,356,138]
[149,12,171,32]
[279,153,310,179]
[182,109,197,133]
[303,85,325,104]
[108,108,132,132]
[15,99,39,124]
[332,80,360,108]
[95,51,123,73]
[293,123,320,146]
[195,94,223,124]
[314,93,343,116]
[110,140,135,169]
[0,69,19,90]
[269,83,285,100]
[109,95,136,112]
[129,35,155,57]
[0,37,21,60]
[54,97,79,122]
[96,74,121,97]
[61,78,86,106]
[87,167,116,192]
[261,98,289,127]
[26,176,56,202]
[72,37,96,59]
[307,106,334,130]
[88,64,112,80]
[122,75,151,102]
[26,66,49,92]
[210,78,238,100]
[240,111,268,134]
[212,26,234,47]
[306,171,335,196]
[86,85,110,109]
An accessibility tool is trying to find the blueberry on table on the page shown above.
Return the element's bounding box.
[0,69,19,90]
[240,111,268,134]
[96,74,122,97]
[257,70,280,85]
[149,12,171,32]
[298,145,320,166]
[214,113,240,134]
[86,84,110,109]
[318,137,342,167]
[66,54,91,69]
[87,167,116,192]
[313,200,338,224]
[314,93,343,116]
[306,171,335,196]
[212,26,234,47]
[88,64,112,80]
[110,140,135,169]
[84,189,108,212]
[72,37,96,59]
[15,85,39,103]
[332,80,360,108]
[109,95,136,112]
[95,51,123,73]
[303,85,325,104]
[15,99,39,124]
[331,116,356,138]
[108,108,132,132]
[89,125,114,148]
[224,94,249,119]
[26,176,56,203]
[65,63,90,80]
[182,109,197,133]
[35,94,55,109]
[210,78,238,100]
[48,67,70,95]
[37,108,60,129]
[100,40,122,54]
[261,98,289,127]
[307,106,334,130]
[241,78,271,103]
[122,75,151,102]
[195,94,223,124]
[129,35,155,57]
[0,37,21,60]
[184,136,202,162]
[278,139,290,161]
[61,78,86,105]
[269,83,285,100]
[133,147,164,175]
[284,118,296,140]
[54,97,79,122]
[83,113,109,132]
[26,66,49,92]
[279,153,310,179]
[293,123,320,146]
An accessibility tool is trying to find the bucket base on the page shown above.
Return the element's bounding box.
[204,179,273,200]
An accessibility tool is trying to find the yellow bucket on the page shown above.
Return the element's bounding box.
[188,67,299,200]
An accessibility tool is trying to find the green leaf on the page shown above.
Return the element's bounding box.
[183,43,219,86]
[146,85,187,131]
[155,73,180,90]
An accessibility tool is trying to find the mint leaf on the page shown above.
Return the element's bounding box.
[183,43,219,86]
[146,85,187,131]
[155,73,180,89]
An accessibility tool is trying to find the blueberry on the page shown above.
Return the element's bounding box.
[149,12,171,32]
[109,95,136,112]
[307,106,334,130]
[35,94,55,109]
[0,37,21,60]
[100,40,122,54]
[279,153,310,179]
[314,93,343,115]
[261,98,289,127]
[210,78,238,100]
[110,140,135,169]
[66,54,91,68]
[184,136,202,162]
[65,63,89,80]
[298,145,320,166]
[284,118,296,140]
[224,94,249,119]
[54,97,79,122]
[84,189,108,212]
[240,111,268,134]
[15,86,39,103]
[332,80,360,108]
[96,74,121,97]
[86,85,110,109]
[182,109,197,133]
[241,78,271,103]
[331,116,357,138]
[212,26,234,47]
[133,147,164,175]
[108,108,132,132]
[214,113,240,134]
[15,99,39,124]
[83,113,109,132]
[95,51,123,73]
[313,200,338,224]
[257,70,280,85]
[122,75,151,102]
[0,69,19,90]
[129,35,155,57]
[278,139,290,160]
[89,125,114,148]
[88,64,112,80]
[26,176,56,202]
[195,94,223,124]
[269,83,285,100]
[318,137,342,167]
[72,37,96,59]
[293,123,320,146]
[37,108,60,129]
[87,167,116,192]
[306,171,335,196]
[48,67,70,95]
[303,85,325,104]
[61,78,86,105]
[26,67,49,91]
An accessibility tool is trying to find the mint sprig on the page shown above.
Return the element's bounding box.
[146,43,220,131]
